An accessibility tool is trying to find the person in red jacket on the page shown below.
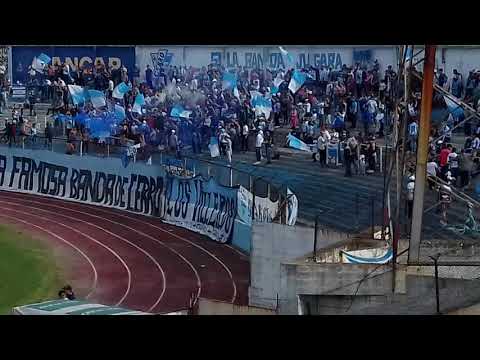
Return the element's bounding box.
[290,108,299,129]
[439,143,452,179]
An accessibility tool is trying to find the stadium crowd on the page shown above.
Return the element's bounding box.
[1,55,402,170]
[2,54,480,193]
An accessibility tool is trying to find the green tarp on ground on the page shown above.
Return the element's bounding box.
[12,300,151,315]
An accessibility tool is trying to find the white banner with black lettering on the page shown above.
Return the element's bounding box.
[162,175,237,243]
[0,152,164,217]
[237,186,280,225]
[286,188,298,226]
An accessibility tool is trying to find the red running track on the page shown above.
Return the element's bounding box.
[0,190,250,314]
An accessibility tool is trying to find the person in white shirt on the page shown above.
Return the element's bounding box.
[30,123,37,144]
[58,77,66,88]
[448,147,459,181]
[367,97,378,115]
[255,130,264,163]
[191,77,198,91]
[241,123,249,152]
[406,175,415,220]
[318,100,325,125]
[108,79,114,98]
[225,135,233,164]
[305,99,311,114]
[426,158,439,190]
[315,129,330,167]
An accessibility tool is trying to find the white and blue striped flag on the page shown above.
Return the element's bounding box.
[251,94,272,119]
[222,72,237,90]
[223,71,241,100]
[32,53,51,73]
[233,86,240,100]
[132,93,145,114]
[88,90,106,109]
[444,95,464,118]
[170,105,192,119]
[68,85,87,105]
[271,76,284,95]
[288,70,307,94]
[114,104,126,121]
[112,82,131,99]
[287,134,311,152]
[279,46,295,69]
[405,46,413,62]
[341,248,393,264]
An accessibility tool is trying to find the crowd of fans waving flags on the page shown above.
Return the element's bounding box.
[27,46,328,168]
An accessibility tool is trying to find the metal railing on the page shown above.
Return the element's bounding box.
[0,131,284,215]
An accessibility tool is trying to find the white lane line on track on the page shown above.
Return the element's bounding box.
[225,244,249,259]
[1,192,238,304]
[0,205,132,305]
[1,196,201,306]
[0,213,99,300]
[0,199,166,312]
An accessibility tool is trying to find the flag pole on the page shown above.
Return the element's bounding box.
[409,45,437,264]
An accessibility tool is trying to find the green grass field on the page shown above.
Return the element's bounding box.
[0,224,65,315]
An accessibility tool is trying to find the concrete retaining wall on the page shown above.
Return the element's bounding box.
[197,298,275,315]
[290,271,480,315]
[249,222,351,309]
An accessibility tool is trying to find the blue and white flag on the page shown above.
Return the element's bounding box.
[114,104,126,121]
[88,90,106,109]
[32,53,51,72]
[271,76,284,95]
[132,93,145,114]
[341,248,393,264]
[287,134,312,152]
[286,188,298,226]
[279,46,295,69]
[112,82,131,99]
[444,95,464,118]
[251,94,272,119]
[233,86,240,100]
[222,72,237,90]
[288,70,307,94]
[68,85,86,105]
[170,105,192,119]
[405,46,413,62]
[273,76,284,88]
